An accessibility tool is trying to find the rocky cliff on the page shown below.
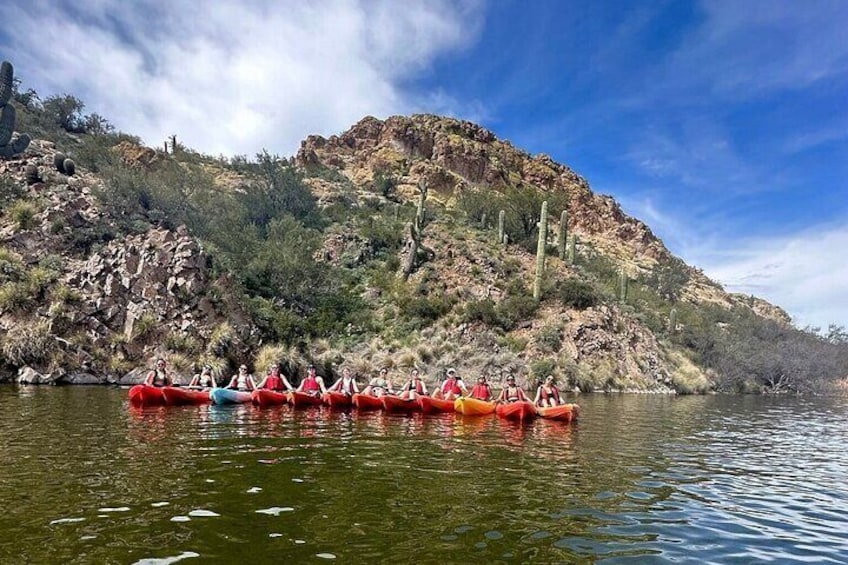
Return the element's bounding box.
[0,114,793,391]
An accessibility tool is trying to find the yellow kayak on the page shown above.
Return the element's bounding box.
[454,397,496,416]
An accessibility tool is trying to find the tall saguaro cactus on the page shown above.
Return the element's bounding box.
[533,200,548,300]
[619,270,629,302]
[497,209,505,244]
[402,180,430,280]
[567,234,577,265]
[669,308,678,332]
[0,61,31,158]
[558,210,568,260]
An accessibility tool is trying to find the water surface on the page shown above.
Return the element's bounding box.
[1,387,846,563]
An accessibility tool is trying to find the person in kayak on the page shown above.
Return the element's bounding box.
[255,363,294,392]
[296,364,327,397]
[398,368,428,400]
[226,364,256,391]
[363,367,394,397]
[497,375,528,403]
[328,367,359,396]
[534,375,563,407]
[144,358,173,387]
[469,375,494,401]
[189,365,217,389]
[436,368,467,400]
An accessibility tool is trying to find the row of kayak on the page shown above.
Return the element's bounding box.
[128,385,579,423]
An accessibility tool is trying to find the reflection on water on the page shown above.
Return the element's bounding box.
[0,387,847,563]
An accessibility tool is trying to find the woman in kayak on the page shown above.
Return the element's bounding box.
[189,365,217,389]
[363,367,394,397]
[497,375,528,403]
[328,367,359,396]
[398,368,428,400]
[226,364,256,391]
[469,375,494,401]
[144,358,173,387]
[255,363,294,392]
[296,364,327,397]
[436,368,467,400]
[534,375,563,407]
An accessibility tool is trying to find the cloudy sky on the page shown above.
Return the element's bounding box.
[2,0,846,329]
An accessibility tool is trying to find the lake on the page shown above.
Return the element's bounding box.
[1,387,846,563]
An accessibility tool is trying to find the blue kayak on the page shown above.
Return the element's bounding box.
[210,389,253,405]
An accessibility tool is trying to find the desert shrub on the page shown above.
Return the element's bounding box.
[132,313,159,341]
[643,256,690,302]
[8,201,37,230]
[164,332,201,355]
[1,322,55,366]
[529,358,557,382]
[463,294,538,331]
[536,324,563,353]
[550,278,601,309]
[0,177,26,208]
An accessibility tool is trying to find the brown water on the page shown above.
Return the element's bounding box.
[1,387,846,563]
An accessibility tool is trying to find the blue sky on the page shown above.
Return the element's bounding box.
[1,0,846,329]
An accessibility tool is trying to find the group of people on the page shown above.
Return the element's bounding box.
[144,358,570,407]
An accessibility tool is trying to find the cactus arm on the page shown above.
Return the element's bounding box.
[0,61,13,106]
[0,103,14,146]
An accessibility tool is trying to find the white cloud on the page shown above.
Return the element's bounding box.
[693,223,848,329]
[1,0,483,156]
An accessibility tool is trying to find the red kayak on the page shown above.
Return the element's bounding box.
[252,389,289,407]
[418,396,455,414]
[322,391,352,408]
[161,387,211,405]
[382,395,421,413]
[496,400,537,422]
[536,403,575,422]
[352,393,383,411]
[288,391,323,408]
[128,384,166,406]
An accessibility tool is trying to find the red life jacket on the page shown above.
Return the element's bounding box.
[338,377,355,394]
[502,386,526,402]
[302,376,320,392]
[540,385,560,403]
[470,384,491,400]
[264,375,285,391]
[441,377,462,395]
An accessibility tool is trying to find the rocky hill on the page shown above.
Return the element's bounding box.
[3,112,827,394]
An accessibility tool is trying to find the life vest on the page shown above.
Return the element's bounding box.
[338,377,355,394]
[540,385,560,403]
[199,374,214,388]
[302,376,320,392]
[441,377,463,395]
[263,374,285,391]
[503,386,525,402]
[235,374,254,391]
[470,383,491,400]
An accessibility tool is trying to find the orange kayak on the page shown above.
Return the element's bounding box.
[161,387,211,405]
[128,384,166,406]
[536,403,577,422]
[418,396,455,414]
[496,400,537,422]
[454,397,496,416]
[382,395,421,412]
[252,389,288,407]
[322,391,352,408]
[352,393,383,411]
[287,391,323,408]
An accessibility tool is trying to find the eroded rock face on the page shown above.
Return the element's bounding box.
[297,114,671,268]
[68,227,207,341]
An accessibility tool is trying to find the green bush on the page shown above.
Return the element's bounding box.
[549,278,600,309]
[536,324,563,352]
[8,201,37,230]
[1,322,55,366]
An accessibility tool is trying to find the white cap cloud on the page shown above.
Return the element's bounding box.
[1,0,482,156]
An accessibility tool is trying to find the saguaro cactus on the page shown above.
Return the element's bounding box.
[558,210,568,260]
[669,308,678,332]
[533,200,548,300]
[498,209,505,244]
[567,234,577,265]
[0,61,31,158]
[619,270,629,302]
[402,180,430,280]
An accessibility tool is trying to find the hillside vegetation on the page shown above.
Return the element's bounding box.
[1,81,846,393]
